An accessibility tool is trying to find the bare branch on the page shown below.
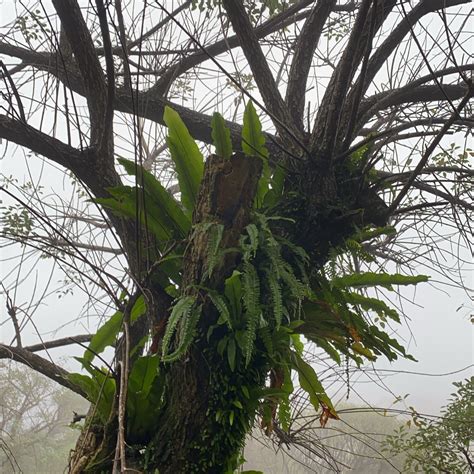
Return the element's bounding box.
[23,335,93,353]
[0,115,121,198]
[309,0,397,159]
[51,0,108,146]
[285,0,337,129]
[347,0,471,113]
[387,85,473,214]
[0,344,86,398]
[95,0,115,152]
[153,1,359,93]
[359,84,471,126]
[220,0,298,144]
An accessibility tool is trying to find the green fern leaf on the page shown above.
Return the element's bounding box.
[332,272,429,290]
[242,261,261,365]
[246,223,260,258]
[162,295,195,358]
[267,269,283,328]
[205,223,224,280]
[208,290,232,329]
[163,304,202,362]
[278,396,291,433]
[259,324,274,356]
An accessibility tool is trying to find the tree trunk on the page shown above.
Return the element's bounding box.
[70,153,266,472]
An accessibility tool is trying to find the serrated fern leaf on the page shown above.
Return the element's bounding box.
[267,269,283,328]
[242,261,260,315]
[246,223,260,258]
[162,295,196,358]
[278,396,291,432]
[244,309,260,367]
[163,304,202,362]
[208,290,232,329]
[242,261,261,365]
[205,223,224,280]
[259,323,274,357]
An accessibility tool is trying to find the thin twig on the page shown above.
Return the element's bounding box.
[386,84,473,215]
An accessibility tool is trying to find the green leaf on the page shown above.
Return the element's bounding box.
[205,223,225,280]
[241,101,269,206]
[242,101,268,159]
[128,355,159,399]
[264,164,286,208]
[242,262,261,365]
[291,351,337,417]
[161,295,196,359]
[67,373,98,401]
[351,342,376,360]
[211,112,232,159]
[131,295,147,323]
[208,290,232,329]
[118,158,191,237]
[333,272,429,290]
[355,226,396,242]
[83,310,123,364]
[309,337,341,365]
[224,270,242,319]
[345,291,400,322]
[162,301,202,362]
[164,106,204,213]
[227,338,236,371]
[67,372,115,423]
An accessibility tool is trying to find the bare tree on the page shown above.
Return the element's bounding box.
[0,0,472,472]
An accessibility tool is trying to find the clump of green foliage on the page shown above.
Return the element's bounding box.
[67,102,429,471]
[383,377,474,473]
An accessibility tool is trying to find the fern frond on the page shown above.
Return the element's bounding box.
[246,223,260,258]
[205,223,224,280]
[163,303,202,362]
[267,269,283,328]
[263,239,285,279]
[259,323,274,357]
[244,309,260,366]
[239,234,253,263]
[242,261,261,365]
[278,236,309,266]
[280,263,306,300]
[208,290,232,329]
[242,261,260,315]
[278,396,291,432]
[162,295,196,358]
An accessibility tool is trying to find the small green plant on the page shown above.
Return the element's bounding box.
[383,377,474,473]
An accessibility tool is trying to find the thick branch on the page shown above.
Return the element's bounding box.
[285,0,337,129]
[309,0,397,158]
[358,83,471,126]
[0,43,285,157]
[52,0,107,146]
[350,0,471,102]
[221,0,297,143]
[0,115,120,198]
[0,114,82,169]
[0,344,87,398]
